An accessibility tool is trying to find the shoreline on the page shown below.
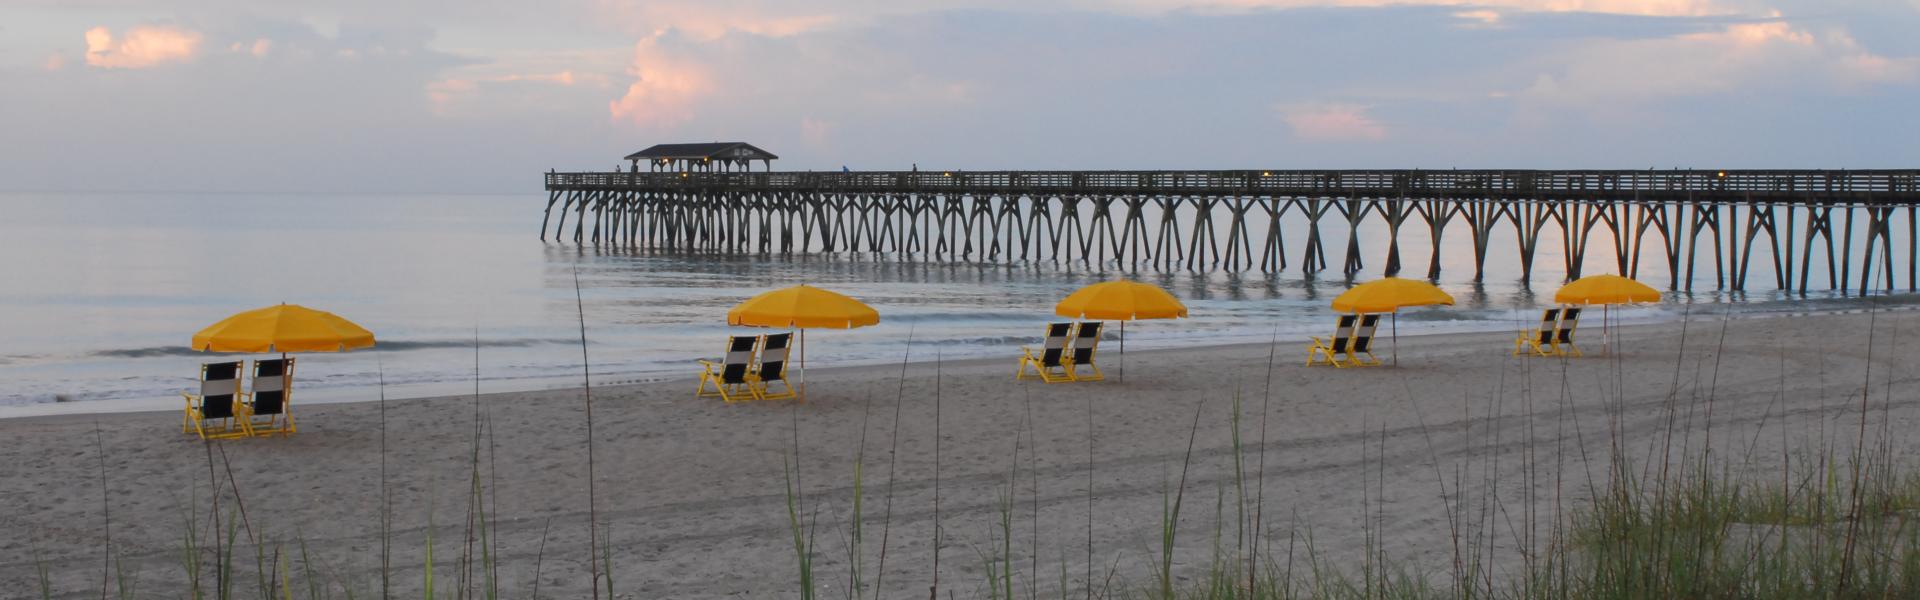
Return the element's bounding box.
[9,298,1918,423]
[0,317,1677,423]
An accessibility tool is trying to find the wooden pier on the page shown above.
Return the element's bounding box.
[540,169,1920,293]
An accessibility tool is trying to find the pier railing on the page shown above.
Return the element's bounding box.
[547,169,1920,202]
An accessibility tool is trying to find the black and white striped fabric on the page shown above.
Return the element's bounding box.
[1556,307,1583,344]
[198,361,243,420]
[1329,315,1357,353]
[759,333,792,381]
[1039,322,1071,367]
[1352,314,1380,353]
[719,336,757,384]
[250,358,293,416]
[1069,322,1102,365]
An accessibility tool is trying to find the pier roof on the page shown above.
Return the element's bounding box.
[624,142,778,162]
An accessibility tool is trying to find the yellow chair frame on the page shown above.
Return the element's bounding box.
[1514,307,1585,357]
[1345,314,1384,367]
[1513,308,1563,357]
[750,332,799,401]
[1553,307,1585,357]
[245,357,297,437]
[1306,315,1360,367]
[1064,322,1105,382]
[182,361,253,440]
[696,335,761,402]
[1016,322,1076,383]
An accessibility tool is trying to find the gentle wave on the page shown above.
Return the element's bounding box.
[89,337,579,359]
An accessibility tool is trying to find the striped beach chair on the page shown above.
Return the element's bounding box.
[1513,308,1563,357]
[182,361,250,439]
[752,332,798,401]
[246,357,296,437]
[1016,322,1075,383]
[1306,315,1359,367]
[1348,314,1383,367]
[696,335,759,402]
[1553,307,1584,357]
[1065,321,1105,382]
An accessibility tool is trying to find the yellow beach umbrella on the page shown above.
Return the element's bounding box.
[1330,277,1454,314]
[1555,274,1662,354]
[1555,274,1661,305]
[1055,280,1189,320]
[1331,278,1455,364]
[1055,280,1188,381]
[726,285,880,399]
[728,284,880,329]
[191,304,375,353]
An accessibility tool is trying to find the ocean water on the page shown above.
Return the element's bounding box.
[0,191,1904,417]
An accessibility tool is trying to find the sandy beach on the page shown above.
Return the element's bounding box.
[5,307,1919,598]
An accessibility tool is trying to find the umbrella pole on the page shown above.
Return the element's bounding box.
[799,329,806,401]
[1119,321,1126,383]
[1391,313,1398,366]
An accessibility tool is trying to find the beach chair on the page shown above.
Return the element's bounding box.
[751,332,798,401]
[1513,308,1562,357]
[1306,315,1359,367]
[1016,322,1075,383]
[1553,307,1584,357]
[1348,314,1383,367]
[245,357,296,437]
[1065,321,1105,381]
[696,335,759,402]
[182,361,251,439]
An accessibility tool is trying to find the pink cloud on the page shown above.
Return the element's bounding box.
[1281,103,1388,141]
[1517,19,1916,107]
[1453,9,1503,26]
[800,117,834,146]
[84,25,202,69]
[608,36,714,128]
[44,53,66,71]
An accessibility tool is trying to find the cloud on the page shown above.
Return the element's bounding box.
[225,38,274,57]
[591,1,840,39]
[429,70,611,116]
[607,34,714,128]
[1123,0,1733,17]
[1517,19,1917,108]
[1281,103,1388,141]
[44,53,66,71]
[800,117,834,145]
[1454,9,1503,26]
[84,25,203,69]
[7,4,1919,194]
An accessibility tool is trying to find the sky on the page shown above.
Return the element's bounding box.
[3,0,1917,193]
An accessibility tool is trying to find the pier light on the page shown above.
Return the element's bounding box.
[1717,171,1727,178]
[943,172,952,177]
[1262,171,1271,177]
